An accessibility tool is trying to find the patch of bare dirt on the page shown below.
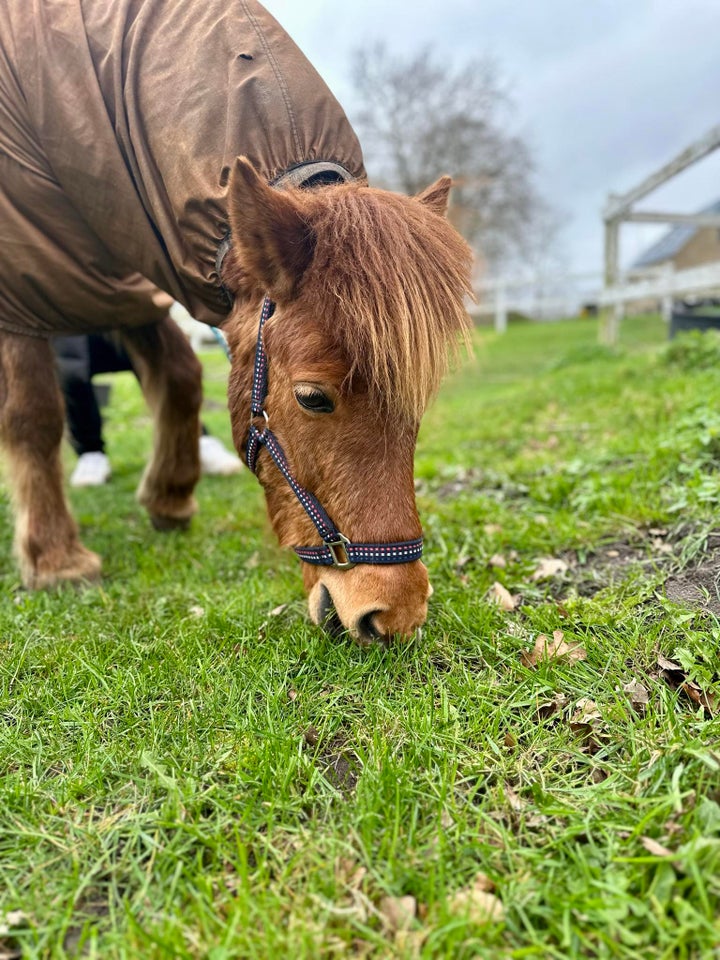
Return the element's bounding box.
[303,729,360,796]
[665,551,720,616]
[423,468,529,503]
[557,530,677,599]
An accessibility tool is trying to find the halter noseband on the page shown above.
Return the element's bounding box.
[245,297,424,569]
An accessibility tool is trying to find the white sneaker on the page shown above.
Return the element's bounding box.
[199,434,242,476]
[70,451,111,487]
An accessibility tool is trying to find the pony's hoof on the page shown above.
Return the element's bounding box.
[22,547,102,590]
[149,513,192,532]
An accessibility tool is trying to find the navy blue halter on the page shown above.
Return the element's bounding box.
[245,297,424,569]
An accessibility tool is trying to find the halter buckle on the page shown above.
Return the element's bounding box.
[326,533,354,569]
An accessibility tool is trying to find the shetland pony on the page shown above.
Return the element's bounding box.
[0,0,472,641]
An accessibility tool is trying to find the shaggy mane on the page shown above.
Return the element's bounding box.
[300,183,474,420]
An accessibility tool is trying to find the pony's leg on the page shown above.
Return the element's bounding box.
[0,330,101,588]
[118,318,203,530]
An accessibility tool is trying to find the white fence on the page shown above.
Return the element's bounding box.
[476,262,720,336]
[473,272,603,332]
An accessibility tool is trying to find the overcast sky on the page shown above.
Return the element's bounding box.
[264,0,720,277]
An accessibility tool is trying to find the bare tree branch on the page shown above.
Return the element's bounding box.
[350,43,557,271]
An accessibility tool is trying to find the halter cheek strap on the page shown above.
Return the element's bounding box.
[245,297,424,569]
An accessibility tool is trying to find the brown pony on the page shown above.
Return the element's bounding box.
[223,161,472,641]
[0,0,472,643]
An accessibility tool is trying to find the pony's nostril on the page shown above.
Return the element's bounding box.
[314,584,344,637]
[357,611,384,642]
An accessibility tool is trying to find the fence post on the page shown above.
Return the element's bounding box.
[494,281,507,334]
[660,263,674,323]
[600,217,622,345]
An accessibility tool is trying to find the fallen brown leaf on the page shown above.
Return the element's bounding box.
[379,895,417,933]
[521,629,587,667]
[680,681,717,715]
[488,581,519,612]
[655,652,717,714]
[568,698,609,755]
[640,836,675,858]
[483,523,503,536]
[505,785,524,812]
[570,698,602,727]
[536,691,569,720]
[622,679,650,712]
[531,557,568,581]
[489,553,507,568]
[269,603,288,617]
[303,725,320,746]
[657,653,683,673]
[448,874,504,925]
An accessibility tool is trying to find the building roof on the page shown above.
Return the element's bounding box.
[632,199,720,269]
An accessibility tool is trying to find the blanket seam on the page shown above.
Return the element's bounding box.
[240,0,302,162]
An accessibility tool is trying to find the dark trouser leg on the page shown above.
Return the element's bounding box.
[53,334,135,455]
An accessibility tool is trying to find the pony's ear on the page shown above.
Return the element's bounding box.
[227,156,315,300]
[415,176,452,218]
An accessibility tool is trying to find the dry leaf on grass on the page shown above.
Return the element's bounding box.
[655,653,717,715]
[640,836,675,858]
[622,679,650,712]
[379,895,417,933]
[448,874,504,925]
[521,629,587,667]
[680,682,717,715]
[488,582,518,612]
[269,603,288,617]
[568,698,610,756]
[531,557,568,581]
[505,785,524,812]
[657,653,683,673]
[569,698,602,728]
[489,553,507,568]
[0,913,26,937]
[0,909,26,960]
[536,691,569,720]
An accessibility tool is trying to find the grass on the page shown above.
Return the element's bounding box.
[1,313,719,958]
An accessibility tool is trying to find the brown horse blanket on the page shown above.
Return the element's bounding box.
[0,0,364,336]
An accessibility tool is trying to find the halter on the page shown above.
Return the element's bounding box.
[244,297,424,569]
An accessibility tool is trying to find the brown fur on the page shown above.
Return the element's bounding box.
[226,158,474,421]
[0,332,101,587]
[119,320,203,527]
[224,160,474,641]
[0,150,472,643]
[0,316,202,588]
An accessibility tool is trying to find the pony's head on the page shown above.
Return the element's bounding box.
[224,158,472,644]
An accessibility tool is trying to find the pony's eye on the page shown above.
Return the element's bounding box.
[294,387,334,414]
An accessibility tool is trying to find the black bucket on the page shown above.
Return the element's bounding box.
[670,308,720,339]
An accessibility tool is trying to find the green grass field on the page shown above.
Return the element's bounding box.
[1,314,719,958]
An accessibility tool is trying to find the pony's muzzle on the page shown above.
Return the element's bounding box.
[308,561,432,644]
